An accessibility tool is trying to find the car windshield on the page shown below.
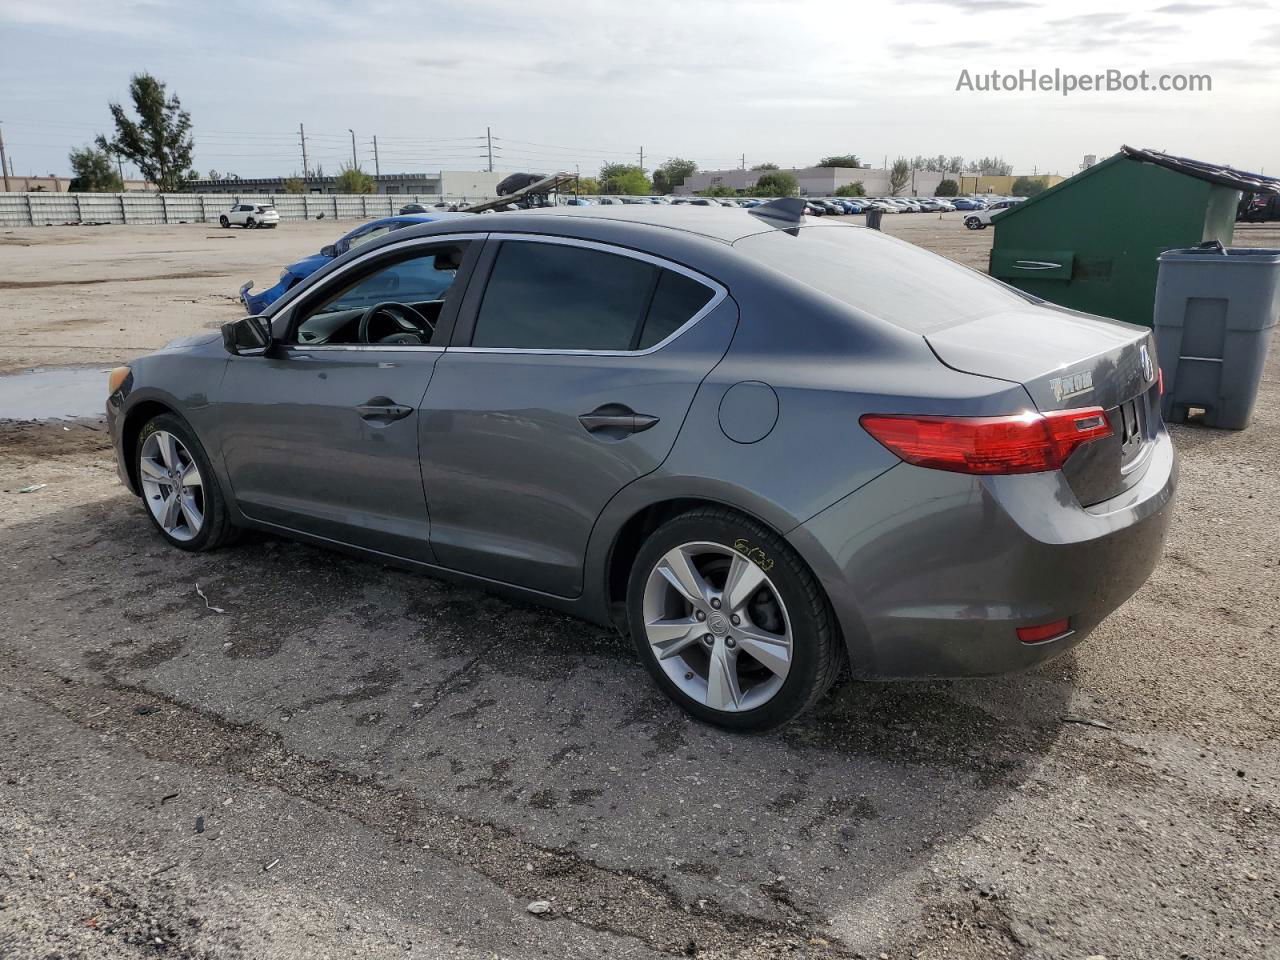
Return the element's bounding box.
[734,225,1031,334]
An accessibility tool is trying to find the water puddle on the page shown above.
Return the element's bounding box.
[0,366,110,421]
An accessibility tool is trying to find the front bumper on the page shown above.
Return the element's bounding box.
[106,388,133,492]
[790,429,1178,678]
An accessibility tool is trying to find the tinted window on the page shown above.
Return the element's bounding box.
[473,242,655,350]
[734,226,1030,334]
[637,270,714,349]
[348,224,391,250]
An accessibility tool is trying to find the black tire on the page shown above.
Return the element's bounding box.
[245,217,256,229]
[135,412,239,552]
[219,216,229,228]
[964,216,983,230]
[625,506,843,731]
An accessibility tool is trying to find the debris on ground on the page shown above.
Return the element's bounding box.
[195,583,226,614]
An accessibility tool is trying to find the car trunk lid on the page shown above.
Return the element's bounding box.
[925,306,1160,505]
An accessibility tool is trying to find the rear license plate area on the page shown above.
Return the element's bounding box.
[1117,397,1145,463]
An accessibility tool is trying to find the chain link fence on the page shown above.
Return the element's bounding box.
[0,192,490,227]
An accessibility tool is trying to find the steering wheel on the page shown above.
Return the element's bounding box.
[356,301,433,344]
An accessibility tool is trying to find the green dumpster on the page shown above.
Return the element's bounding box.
[989,146,1279,327]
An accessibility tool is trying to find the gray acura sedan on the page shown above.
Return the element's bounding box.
[106,200,1176,729]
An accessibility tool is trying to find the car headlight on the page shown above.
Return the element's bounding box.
[108,366,131,395]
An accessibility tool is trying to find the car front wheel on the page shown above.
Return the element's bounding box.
[219,216,229,228]
[964,216,983,230]
[626,507,843,730]
[135,413,238,552]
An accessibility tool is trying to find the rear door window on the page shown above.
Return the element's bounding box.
[471,241,716,352]
[472,241,653,351]
[637,269,714,349]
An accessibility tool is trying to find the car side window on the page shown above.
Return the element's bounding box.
[470,241,715,352]
[290,242,469,347]
[637,269,714,349]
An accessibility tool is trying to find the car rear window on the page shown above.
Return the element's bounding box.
[733,225,1031,333]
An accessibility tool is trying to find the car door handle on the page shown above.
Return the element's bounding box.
[578,407,660,436]
[356,398,414,422]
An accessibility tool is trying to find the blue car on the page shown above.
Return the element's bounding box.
[951,198,982,210]
[239,213,464,314]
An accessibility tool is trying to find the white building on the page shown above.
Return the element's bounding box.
[675,165,947,197]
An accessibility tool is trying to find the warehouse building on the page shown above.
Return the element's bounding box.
[675,165,945,196]
[675,166,1063,197]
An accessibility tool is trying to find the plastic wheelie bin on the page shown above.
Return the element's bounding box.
[1154,242,1280,429]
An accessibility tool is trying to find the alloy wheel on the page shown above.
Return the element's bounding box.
[138,430,205,541]
[641,541,793,713]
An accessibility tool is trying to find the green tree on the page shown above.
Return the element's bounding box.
[67,145,123,192]
[834,182,865,197]
[965,156,1012,176]
[752,171,798,196]
[1010,176,1047,197]
[599,163,651,195]
[817,154,861,168]
[696,185,738,197]
[888,157,911,195]
[751,162,779,170]
[283,176,305,194]
[651,158,697,194]
[934,178,959,197]
[95,73,194,191]
[573,176,601,195]
[335,163,375,194]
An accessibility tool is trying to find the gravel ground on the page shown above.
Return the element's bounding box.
[1,215,1278,959]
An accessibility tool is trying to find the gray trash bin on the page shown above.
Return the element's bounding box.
[1154,243,1280,429]
[864,208,883,231]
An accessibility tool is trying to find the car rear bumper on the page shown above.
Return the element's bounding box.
[789,429,1177,678]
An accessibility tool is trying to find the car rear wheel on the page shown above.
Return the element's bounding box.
[245,217,256,229]
[626,507,843,730]
[219,216,229,228]
[135,413,238,552]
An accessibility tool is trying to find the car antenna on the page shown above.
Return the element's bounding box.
[748,197,807,224]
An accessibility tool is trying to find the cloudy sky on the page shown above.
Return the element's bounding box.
[0,0,1276,180]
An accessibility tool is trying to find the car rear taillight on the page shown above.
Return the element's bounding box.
[1016,618,1072,644]
[860,407,1111,475]
[1158,368,1164,396]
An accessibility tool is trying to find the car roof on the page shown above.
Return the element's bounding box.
[358,204,827,252]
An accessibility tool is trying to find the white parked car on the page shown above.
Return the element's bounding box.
[218,203,280,229]
[962,198,1023,230]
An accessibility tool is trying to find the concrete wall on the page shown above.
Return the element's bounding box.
[0,192,491,227]
[676,166,946,197]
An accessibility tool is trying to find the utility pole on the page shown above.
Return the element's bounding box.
[575,163,580,197]
[741,153,746,170]
[639,146,644,172]
[348,129,357,169]
[0,123,9,192]
[372,136,380,179]
[486,127,493,172]
[115,151,124,188]
[298,123,309,183]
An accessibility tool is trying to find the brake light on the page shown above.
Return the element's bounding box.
[1017,618,1071,644]
[860,407,1111,475]
[1158,368,1164,396]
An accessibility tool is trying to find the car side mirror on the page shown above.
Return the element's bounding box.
[321,243,337,258]
[222,315,273,356]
